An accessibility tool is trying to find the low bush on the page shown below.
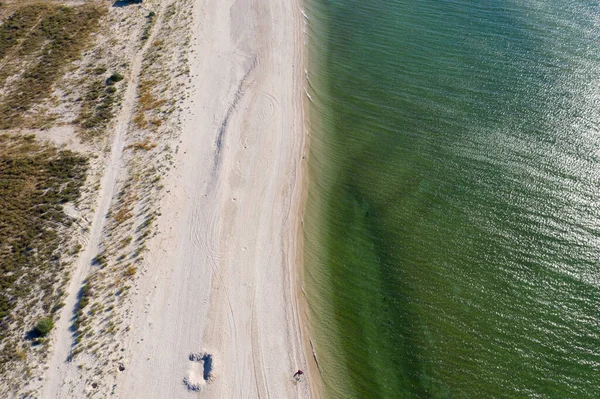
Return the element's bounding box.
[34,318,54,337]
[108,72,124,83]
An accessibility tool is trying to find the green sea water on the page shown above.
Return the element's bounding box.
[302,0,600,398]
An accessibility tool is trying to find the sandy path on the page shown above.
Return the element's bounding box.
[41,5,167,397]
[115,0,313,397]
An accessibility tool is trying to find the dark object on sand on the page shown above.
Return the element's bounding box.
[113,0,143,7]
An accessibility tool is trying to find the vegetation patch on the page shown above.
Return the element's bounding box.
[0,5,48,62]
[0,4,106,129]
[127,139,157,152]
[72,281,92,344]
[140,11,156,42]
[0,5,51,90]
[133,77,166,129]
[0,134,87,372]
[78,77,119,135]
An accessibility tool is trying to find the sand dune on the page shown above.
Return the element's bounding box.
[41,6,157,395]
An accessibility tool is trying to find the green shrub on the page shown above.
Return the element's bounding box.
[78,283,91,310]
[71,243,83,255]
[34,318,54,336]
[108,73,124,83]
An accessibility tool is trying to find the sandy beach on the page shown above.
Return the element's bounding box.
[117,0,316,394]
[39,0,318,396]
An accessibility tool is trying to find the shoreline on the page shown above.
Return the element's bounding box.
[294,0,324,394]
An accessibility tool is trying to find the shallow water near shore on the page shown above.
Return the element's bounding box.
[303,0,600,397]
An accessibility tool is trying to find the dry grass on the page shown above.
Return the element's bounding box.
[0,133,87,374]
[0,4,47,61]
[133,78,166,129]
[0,4,106,129]
[123,265,136,277]
[127,139,157,152]
[114,208,132,224]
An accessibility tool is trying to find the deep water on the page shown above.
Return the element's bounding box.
[303,0,600,397]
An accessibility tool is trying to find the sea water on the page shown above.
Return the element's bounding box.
[303,0,600,397]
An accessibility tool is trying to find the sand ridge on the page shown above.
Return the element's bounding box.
[40,2,163,394]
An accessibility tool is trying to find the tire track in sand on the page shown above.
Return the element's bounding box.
[235,91,277,179]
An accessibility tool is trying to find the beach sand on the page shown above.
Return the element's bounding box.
[112,0,317,397]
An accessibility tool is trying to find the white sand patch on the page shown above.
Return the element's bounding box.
[12,125,91,153]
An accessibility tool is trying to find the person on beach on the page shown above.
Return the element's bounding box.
[293,370,304,382]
